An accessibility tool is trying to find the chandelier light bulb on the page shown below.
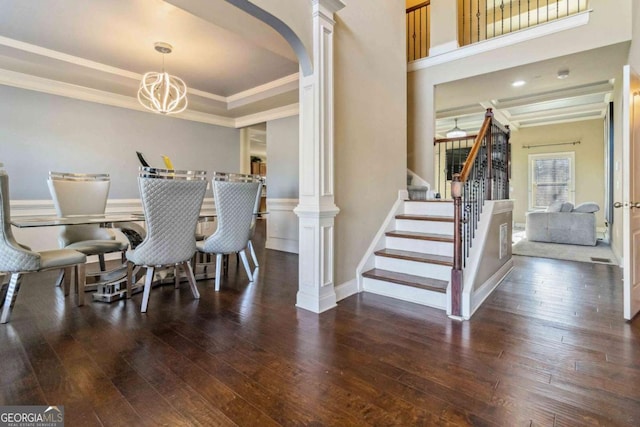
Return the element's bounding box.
[137,42,188,115]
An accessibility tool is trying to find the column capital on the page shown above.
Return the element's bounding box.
[312,0,346,17]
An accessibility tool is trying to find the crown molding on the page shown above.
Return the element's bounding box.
[227,72,299,109]
[234,103,299,128]
[0,35,298,108]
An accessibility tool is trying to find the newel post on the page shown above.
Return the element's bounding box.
[450,175,463,317]
[485,108,494,201]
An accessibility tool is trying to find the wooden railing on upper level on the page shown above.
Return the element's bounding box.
[408,0,588,61]
[449,109,510,317]
[407,1,430,61]
[459,0,588,46]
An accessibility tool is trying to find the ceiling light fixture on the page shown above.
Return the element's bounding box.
[137,42,188,115]
[446,118,467,138]
[512,80,526,87]
[557,69,570,79]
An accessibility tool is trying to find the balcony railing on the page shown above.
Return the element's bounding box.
[459,0,589,46]
[407,1,430,61]
[407,0,588,61]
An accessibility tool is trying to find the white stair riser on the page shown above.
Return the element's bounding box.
[363,277,447,309]
[385,236,453,256]
[374,255,451,281]
[395,219,453,235]
[404,201,454,216]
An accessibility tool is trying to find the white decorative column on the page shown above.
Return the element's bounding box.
[294,0,345,313]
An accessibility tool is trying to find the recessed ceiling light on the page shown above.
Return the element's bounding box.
[557,69,570,79]
[512,80,526,87]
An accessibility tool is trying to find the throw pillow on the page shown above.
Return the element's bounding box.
[546,201,563,212]
[560,202,574,212]
[573,202,600,213]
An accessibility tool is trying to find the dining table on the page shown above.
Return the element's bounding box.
[10,210,219,303]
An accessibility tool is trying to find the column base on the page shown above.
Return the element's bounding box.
[296,289,337,313]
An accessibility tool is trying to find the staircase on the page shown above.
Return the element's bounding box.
[361,199,454,310]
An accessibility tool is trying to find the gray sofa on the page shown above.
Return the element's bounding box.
[525,201,599,246]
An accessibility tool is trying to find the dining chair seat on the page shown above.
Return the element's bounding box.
[64,239,128,255]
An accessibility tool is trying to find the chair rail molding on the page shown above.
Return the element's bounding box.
[294,0,345,314]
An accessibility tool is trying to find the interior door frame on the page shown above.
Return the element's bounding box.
[622,64,640,321]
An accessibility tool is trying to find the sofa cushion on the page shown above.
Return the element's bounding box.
[560,202,574,212]
[573,202,600,213]
[546,201,564,212]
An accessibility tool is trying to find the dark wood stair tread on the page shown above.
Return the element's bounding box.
[362,268,448,293]
[375,248,453,266]
[395,214,453,222]
[385,230,454,242]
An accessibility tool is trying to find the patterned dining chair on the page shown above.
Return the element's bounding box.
[47,172,128,280]
[125,167,207,313]
[0,169,87,324]
[197,173,260,291]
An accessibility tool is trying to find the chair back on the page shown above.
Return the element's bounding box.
[203,173,261,254]
[130,168,207,266]
[47,172,113,246]
[0,170,40,271]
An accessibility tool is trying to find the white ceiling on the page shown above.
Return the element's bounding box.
[0,1,631,134]
[435,42,630,137]
[0,0,299,126]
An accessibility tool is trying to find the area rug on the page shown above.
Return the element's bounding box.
[512,238,618,265]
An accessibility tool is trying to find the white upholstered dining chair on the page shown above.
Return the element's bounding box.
[196,172,260,291]
[47,172,128,277]
[0,169,87,324]
[125,167,207,313]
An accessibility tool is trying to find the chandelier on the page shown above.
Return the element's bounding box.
[137,42,188,115]
[446,118,467,138]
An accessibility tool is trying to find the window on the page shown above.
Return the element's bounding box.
[528,152,575,209]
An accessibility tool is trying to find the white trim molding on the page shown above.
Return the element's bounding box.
[265,198,299,254]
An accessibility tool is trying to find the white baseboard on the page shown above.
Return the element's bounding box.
[467,259,514,319]
[335,278,359,302]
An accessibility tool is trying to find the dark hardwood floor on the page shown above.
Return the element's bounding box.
[1,221,639,426]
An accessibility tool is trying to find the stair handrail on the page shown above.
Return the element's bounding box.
[450,108,510,317]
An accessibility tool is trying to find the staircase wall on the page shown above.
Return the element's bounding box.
[462,199,515,319]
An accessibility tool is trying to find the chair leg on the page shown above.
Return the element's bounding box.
[1,273,23,324]
[126,262,134,299]
[174,265,180,289]
[55,269,65,288]
[75,263,86,307]
[141,267,155,313]
[98,254,106,271]
[215,254,223,291]
[192,253,198,276]
[181,261,200,299]
[248,240,259,267]
[239,250,253,282]
[63,266,73,296]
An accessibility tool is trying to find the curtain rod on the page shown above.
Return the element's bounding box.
[522,141,581,149]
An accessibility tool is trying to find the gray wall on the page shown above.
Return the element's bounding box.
[0,85,240,199]
[266,115,299,198]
